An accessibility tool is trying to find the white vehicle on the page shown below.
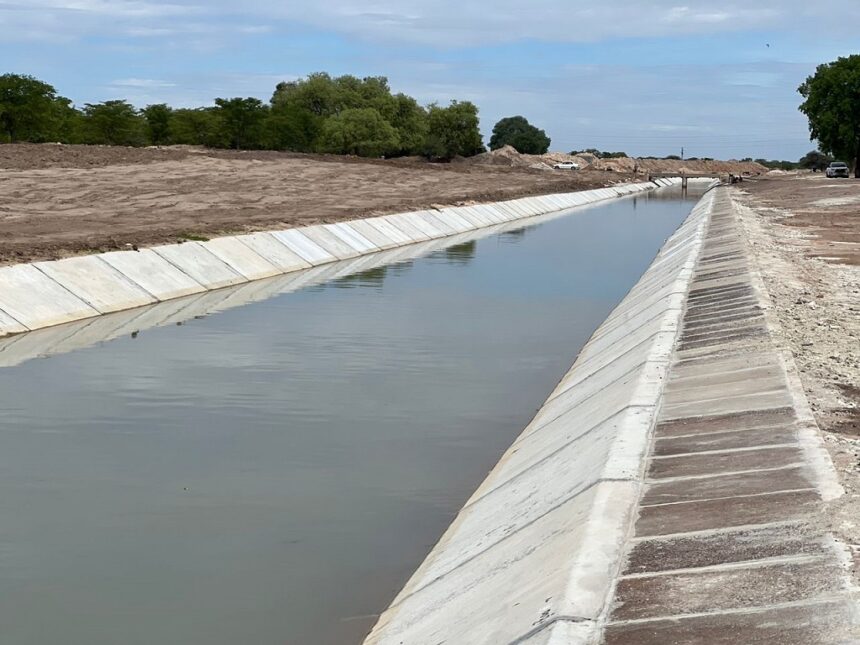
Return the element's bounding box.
[552,161,579,170]
[825,161,850,178]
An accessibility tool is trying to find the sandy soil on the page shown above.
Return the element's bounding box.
[732,174,860,564]
[0,144,631,265]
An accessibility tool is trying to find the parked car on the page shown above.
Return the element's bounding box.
[552,162,579,170]
[826,161,850,178]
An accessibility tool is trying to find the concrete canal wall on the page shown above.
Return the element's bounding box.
[363,186,718,645]
[365,185,858,644]
[0,180,681,339]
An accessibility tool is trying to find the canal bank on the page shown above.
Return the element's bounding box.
[364,186,858,644]
[0,180,678,338]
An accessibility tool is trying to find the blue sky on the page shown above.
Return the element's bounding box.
[2,1,858,159]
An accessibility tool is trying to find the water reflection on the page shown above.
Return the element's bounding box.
[441,240,477,264]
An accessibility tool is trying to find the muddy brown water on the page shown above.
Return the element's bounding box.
[0,189,704,644]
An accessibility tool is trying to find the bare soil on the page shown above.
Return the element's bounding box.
[732,174,860,563]
[0,143,631,265]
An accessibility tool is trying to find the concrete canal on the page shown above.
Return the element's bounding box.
[0,188,704,644]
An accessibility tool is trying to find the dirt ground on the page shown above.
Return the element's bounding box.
[732,173,860,558]
[0,143,635,265]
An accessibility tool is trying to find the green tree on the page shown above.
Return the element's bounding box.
[264,104,320,152]
[213,97,268,149]
[169,108,225,147]
[271,72,341,117]
[489,115,551,154]
[142,103,173,145]
[388,94,428,156]
[0,73,71,142]
[424,101,484,160]
[798,150,832,172]
[319,107,399,157]
[799,55,860,177]
[80,100,145,146]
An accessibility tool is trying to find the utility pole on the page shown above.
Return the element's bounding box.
[681,146,685,160]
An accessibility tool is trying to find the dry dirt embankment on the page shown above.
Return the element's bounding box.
[734,174,860,572]
[0,144,635,265]
[0,143,764,265]
[463,144,768,176]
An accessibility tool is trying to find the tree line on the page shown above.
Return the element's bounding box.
[0,72,493,160]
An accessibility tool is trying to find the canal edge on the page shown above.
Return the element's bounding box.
[0,180,684,338]
[361,186,719,644]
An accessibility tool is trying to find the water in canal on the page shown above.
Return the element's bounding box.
[0,188,704,644]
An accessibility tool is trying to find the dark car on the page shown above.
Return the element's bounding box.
[826,162,850,178]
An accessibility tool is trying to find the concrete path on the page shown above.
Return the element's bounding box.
[602,189,858,644]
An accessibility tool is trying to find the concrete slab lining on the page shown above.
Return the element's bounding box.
[0,264,99,330]
[436,208,476,233]
[364,217,415,246]
[0,180,670,336]
[297,225,363,259]
[0,307,27,337]
[343,219,400,249]
[324,222,380,254]
[200,236,283,280]
[153,242,247,290]
[34,256,157,313]
[233,232,312,273]
[270,229,337,266]
[99,248,207,301]
[383,213,435,240]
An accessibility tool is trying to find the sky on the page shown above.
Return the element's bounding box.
[1,1,858,160]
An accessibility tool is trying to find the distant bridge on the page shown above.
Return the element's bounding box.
[648,171,724,188]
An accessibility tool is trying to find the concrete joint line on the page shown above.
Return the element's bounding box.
[30,263,102,319]
[0,303,28,331]
[605,595,851,627]
[660,401,796,423]
[512,404,653,450]
[530,363,662,433]
[639,486,818,509]
[645,462,806,484]
[466,412,645,508]
[381,476,618,609]
[649,442,801,459]
[629,519,810,543]
[660,386,789,408]
[92,254,162,302]
[619,553,831,580]
[543,357,663,409]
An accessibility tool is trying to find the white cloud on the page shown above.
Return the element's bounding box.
[3,0,859,46]
[110,78,176,88]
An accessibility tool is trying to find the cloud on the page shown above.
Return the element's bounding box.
[231,0,859,46]
[110,78,176,88]
[3,0,860,46]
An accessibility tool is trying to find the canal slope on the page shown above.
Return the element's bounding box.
[364,187,859,644]
[0,181,675,338]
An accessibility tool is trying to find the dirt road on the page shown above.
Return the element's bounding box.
[733,173,860,567]
[0,144,631,265]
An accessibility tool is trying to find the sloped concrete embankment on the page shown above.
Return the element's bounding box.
[601,188,858,644]
[363,188,718,644]
[0,181,680,338]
